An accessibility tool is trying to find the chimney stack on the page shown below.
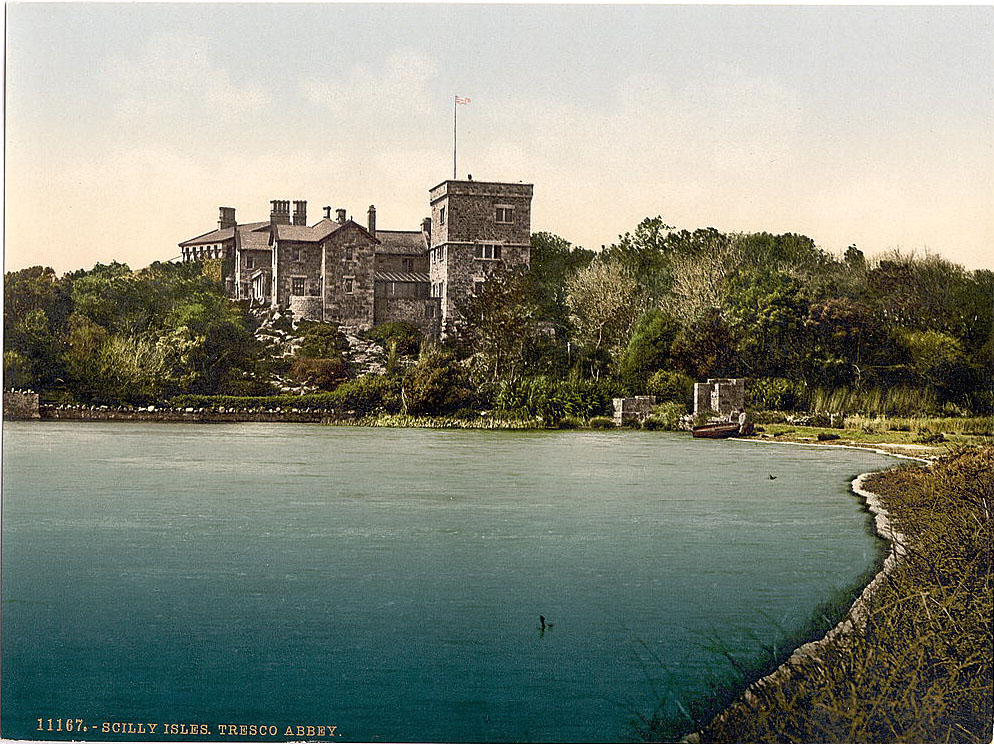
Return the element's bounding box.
[218,206,236,230]
[323,206,332,220]
[336,208,347,224]
[270,200,291,226]
[422,217,432,238]
[292,200,307,226]
[367,205,377,237]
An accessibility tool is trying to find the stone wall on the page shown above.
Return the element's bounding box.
[374,296,441,338]
[289,295,323,322]
[693,378,746,415]
[273,239,323,308]
[612,396,657,426]
[322,227,377,330]
[4,390,40,419]
[39,407,333,424]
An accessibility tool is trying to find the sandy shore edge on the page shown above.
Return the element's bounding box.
[682,441,929,743]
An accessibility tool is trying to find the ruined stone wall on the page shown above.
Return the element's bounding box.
[693,378,746,415]
[612,396,657,426]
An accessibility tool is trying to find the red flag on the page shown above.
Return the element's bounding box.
[455,96,472,105]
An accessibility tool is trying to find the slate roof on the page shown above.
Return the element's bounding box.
[375,230,427,255]
[180,221,267,247]
[237,226,271,251]
[374,272,431,284]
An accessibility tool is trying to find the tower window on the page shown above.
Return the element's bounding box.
[474,244,502,260]
[439,207,446,225]
[495,207,513,223]
[344,277,355,294]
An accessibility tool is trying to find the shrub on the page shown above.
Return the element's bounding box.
[643,401,686,431]
[289,357,349,391]
[747,377,808,411]
[589,416,615,429]
[366,321,423,357]
[492,376,614,424]
[402,345,475,416]
[915,429,947,444]
[296,322,348,358]
[646,370,694,404]
[557,416,585,429]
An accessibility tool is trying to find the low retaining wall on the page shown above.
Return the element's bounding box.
[39,407,338,424]
[4,391,41,420]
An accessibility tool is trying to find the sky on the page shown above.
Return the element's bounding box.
[5,4,994,275]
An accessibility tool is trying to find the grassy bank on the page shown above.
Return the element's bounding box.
[679,446,993,744]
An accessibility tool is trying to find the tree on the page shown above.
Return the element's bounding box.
[565,258,647,376]
[669,308,737,381]
[457,269,545,385]
[617,309,681,393]
[601,216,674,302]
[528,232,595,329]
[724,269,807,377]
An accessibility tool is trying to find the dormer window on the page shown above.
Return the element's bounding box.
[495,206,513,223]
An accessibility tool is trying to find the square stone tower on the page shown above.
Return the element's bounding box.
[427,179,533,334]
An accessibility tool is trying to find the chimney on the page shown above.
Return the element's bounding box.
[323,206,332,220]
[422,217,432,238]
[367,205,377,237]
[336,208,347,224]
[270,200,290,226]
[218,206,236,230]
[292,200,307,226]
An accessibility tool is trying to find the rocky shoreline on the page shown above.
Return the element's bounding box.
[682,448,925,743]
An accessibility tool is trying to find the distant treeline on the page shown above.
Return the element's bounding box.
[5,220,992,417]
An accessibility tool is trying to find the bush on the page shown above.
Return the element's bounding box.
[642,401,686,431]
[747,377,809,411]
[403,345,475,416]
[817,431,841,441]
[646,370,694,404]
[589,416,615,429]
[557,416,585,429]
[296,322,348,358]
[492,376,614,424]
[333,374,401,415]
[366,321,422,357]
[915,429,947,444]
[289,357,349,390]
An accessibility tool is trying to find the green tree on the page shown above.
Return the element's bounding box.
[617,309,681,393]
[402,345,475,415]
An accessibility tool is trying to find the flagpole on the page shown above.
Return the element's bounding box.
[453,95,457,180]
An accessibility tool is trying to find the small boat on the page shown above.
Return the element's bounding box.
[692,423,741,439]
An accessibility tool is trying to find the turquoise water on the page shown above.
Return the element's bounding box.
[1,422,895,742]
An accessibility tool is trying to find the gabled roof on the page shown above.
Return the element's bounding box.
[273,219,380,245]
[180,221,267,247]
[375,230,427,255]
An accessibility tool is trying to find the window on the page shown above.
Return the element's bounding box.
[344,277,354,294]
[439,206,446,225]
[246,255,254,270]
[345,246,354,261]
[291,277,305,296]
[495,207,513,223]
[474,244,502,260]
[473,279,486,295]
[291,246,301,262]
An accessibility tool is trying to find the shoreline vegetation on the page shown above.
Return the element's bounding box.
[674,446,993,744]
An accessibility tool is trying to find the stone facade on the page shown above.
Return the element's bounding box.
[428,180,534,333]
[179,178,532,338]
[693,378,746,416]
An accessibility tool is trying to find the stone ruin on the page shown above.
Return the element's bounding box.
[694,378,746,416]
[612,396,657,426]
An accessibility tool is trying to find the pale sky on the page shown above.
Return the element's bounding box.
[5,4,994,274]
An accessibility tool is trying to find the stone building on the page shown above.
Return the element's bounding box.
[178,178,533,338]
[693,378,746,416]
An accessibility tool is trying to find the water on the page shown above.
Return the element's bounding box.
[1,422,896,742]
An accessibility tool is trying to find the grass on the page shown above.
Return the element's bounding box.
[755,423,991,451]
[676,446,993,744]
